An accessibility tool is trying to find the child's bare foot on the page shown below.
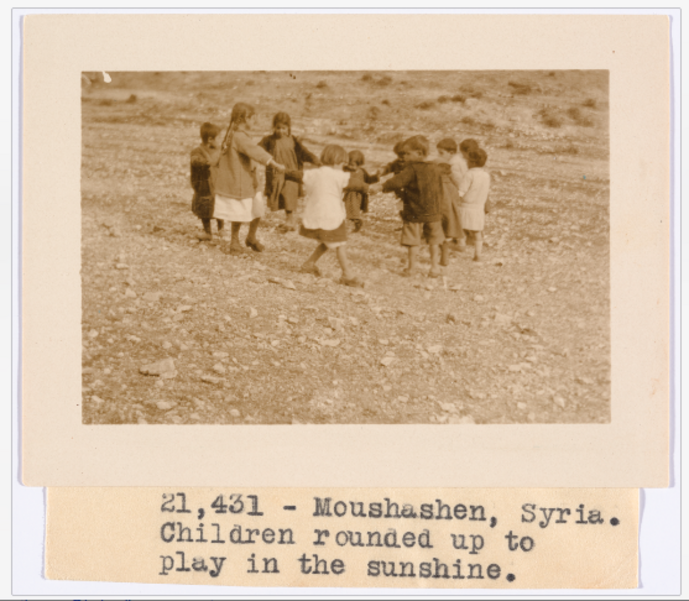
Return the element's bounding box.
[401,267,416,277]
[352,219,363,233]
[473,256,483,262]
[228,240,243,255]
[198,232,212,241]
[339,276,364,288]
[428,268,442,278]
[245,238,265,252]
[300,263,321,277]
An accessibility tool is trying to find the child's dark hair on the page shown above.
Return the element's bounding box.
[467,148,488,168]
[460,138,480,154]
[272,111,291,133]
[229,102,255,130]
[200,122,221,143]
[437,138,458,154]
[403,135,430,157]
[393,140,406,158]
[320,144,348,166]
[348,150,365,166]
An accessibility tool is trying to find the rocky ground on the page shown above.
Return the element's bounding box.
[81,70,610,425]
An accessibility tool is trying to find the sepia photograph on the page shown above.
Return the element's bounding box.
[80,69,610,426]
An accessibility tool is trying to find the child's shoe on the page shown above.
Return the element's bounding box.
[352,219,364,233]
[198,232,212,241]
[228,240,243,255]
[300,263,322,277]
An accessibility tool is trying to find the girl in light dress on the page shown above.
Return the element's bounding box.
[458,148,491,262]
[298,144,368,287]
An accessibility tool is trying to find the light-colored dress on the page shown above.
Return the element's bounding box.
[299,166,351,248]
[458,167,490,231]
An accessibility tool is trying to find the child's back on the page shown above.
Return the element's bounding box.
[384,160,443,223]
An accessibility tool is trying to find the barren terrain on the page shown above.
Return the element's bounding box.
[81,70,610,425]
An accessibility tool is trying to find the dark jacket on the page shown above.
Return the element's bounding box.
[259,134,320,208]
[190,144,220,219]
[382,161,442,223]
[344,166,379,213]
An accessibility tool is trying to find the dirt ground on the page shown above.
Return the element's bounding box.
[80,70,610,425]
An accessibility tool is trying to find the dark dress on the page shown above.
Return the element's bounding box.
[436,161,462,239]
[343,166,380,219]
[258,134,320,212]
[190,144,220,219]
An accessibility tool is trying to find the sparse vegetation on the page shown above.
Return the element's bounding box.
[437,95,450,103]
[582,98,597,108]
[460,115,476,125]
[361,73,373,82]
[508,81,533,95]
[451,94,466,103]
[126,94,137,104]
[415,101,435,110]
[316,80,328,89]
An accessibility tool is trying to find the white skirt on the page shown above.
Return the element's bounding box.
[214,192,265,222]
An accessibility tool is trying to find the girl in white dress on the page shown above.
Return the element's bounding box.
[458,148,491,262]
[299,145,366,287]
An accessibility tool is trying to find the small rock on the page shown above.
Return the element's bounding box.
[139,358,176,376]
[156,400,175,410]
[548,287,557,293]
[383,385,392,392]
[439,402,458,413]
[229,409,241,418]
[458,415,476,424]
[124,289,137,298]
[380,356,396,367]
[493,313,512,326]
[446,313,459,324]
[287,317,299,325]
[162,341,172,350]
[201,375,222,384]
[143,292,162,302]
[508,364,522,372]
[527,310,536,317]
[427,344,443,355]
[577,376,594,385]
[379,339,389,345]
[473,295,485,302]
[517,402,527,410]
[115,263,129,270]
[328,317,345,331]
[249,308,258,319]
[178,305,192,313]
[320,339,341,347]
[553,396,566,409]
[213,362,226,374]
[213,351,229,358]
[88,329,99,339]
[90,395,104,406]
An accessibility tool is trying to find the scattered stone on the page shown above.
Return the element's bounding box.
[320,339,341,347]
[379,339,389,345]
[223,315,232,323]
[427,344,443,354]
[88,329,99,339]
[473,294,485,302]
[162,341,172,350]
[527,310,536,317]
[178,305,192,313]
[90,395,104,406]
[517,402,527,410]
[213,351,229,358]
[249,307,258,319]
[139,358,176,377]
[143,292,162,302]
[383,385,392,392]
[213,362,226,374]
[229,409,241,418]
[156,400,176,411]
[380,356,396,367]
[115,263,129,270]
[328,317,345,332]
[126,335,141,343]
[446,313,459,324]
[548,287,557,293]
[397,396,408,403]
[287,317,299,325]
[577,376,594,385]
[201,375,222,384]
[124,289,137,298]
[439,402,458,413]
[553,396,566,409]
[508,364,522,372]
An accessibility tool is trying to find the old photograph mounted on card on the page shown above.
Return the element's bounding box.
[82,69,610,426]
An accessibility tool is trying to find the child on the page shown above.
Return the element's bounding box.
[380,140,407,177]
[458,147,491,262]
[298,144,366,287]
[449,138,479,251]
[211,103,286,254]
[259,112,320,231]
[343,150,380,233]
[435,138,463,266]
[382,135,444,278]
[190,122,223,241]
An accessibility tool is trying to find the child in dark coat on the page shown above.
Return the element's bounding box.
[343,150,380,233]
[259,112,320,231]
[190,122,223,241]
[382,135,444,278]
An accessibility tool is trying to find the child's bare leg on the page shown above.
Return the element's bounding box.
[429,245,441,276]
[403,246,418,275]
[245,218,264,252]
[302,243,327,274]
[285,210,297,228]
[473,232,483,261]
[440,240,450,266]
[228,222,243,253]
[336,246,354,280]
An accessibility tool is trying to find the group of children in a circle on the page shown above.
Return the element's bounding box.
[190,102,491,288]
